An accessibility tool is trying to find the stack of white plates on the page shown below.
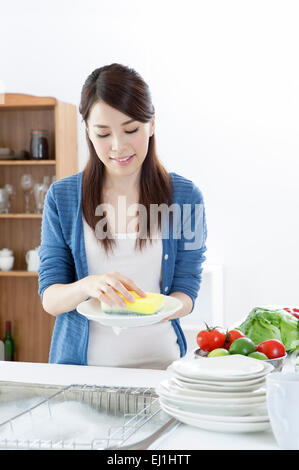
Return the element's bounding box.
[157,354,274,433]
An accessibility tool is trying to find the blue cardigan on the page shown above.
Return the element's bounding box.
[38,170,207,365]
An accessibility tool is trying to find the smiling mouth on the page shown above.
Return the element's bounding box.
[110,154,135,162]
[109,154,135,164]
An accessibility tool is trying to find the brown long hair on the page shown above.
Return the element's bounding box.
[79,63,173,255]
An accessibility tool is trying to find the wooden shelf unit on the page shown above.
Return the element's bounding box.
[0,93,78,363]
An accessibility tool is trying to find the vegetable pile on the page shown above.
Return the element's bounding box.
[237,307,299,352]
[196,323,286,360]
[196,306,299,360]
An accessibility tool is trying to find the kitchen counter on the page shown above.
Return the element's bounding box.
[0,361,279,450]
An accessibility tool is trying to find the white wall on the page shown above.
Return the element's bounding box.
[1,0,299,327]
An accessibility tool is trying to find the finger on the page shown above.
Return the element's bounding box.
[118,276,147,298]
[104,275,136,302]
[96,284,125,308]
[103,285,127,307]
[97,291,114,308]
[89,287,109,303]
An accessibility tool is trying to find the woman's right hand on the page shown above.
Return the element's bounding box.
[78,270,147,308]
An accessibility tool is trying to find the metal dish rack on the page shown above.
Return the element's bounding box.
[0,383,177,450]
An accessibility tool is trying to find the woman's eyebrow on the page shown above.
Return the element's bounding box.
[93,118,136,129]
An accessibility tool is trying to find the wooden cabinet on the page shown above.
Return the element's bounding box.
[0,93,78,362]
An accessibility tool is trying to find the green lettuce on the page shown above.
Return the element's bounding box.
[237,307,299,352]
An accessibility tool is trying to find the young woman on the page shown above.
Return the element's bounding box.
[38,63,207,369]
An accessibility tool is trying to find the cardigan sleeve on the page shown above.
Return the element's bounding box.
[169,183,207,313]
[38,183,76,304]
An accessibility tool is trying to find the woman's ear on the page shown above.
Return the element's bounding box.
[150,115,155,137]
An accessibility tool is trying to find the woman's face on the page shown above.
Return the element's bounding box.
[86,100,155,182]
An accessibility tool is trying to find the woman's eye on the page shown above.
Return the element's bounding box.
[97,128,139,138]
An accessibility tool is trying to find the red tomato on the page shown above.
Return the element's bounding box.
[291,308,299,319]
[196,326,226,352]
[283,307,299,319]
[256,339,286,359]
[224,329,245,350]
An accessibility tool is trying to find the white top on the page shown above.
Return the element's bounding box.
[83,218,180,369]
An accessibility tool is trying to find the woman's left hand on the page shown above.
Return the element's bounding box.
[162,291,193,321]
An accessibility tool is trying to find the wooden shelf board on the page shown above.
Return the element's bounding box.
[0,93,57,108]
[0,214,42,219]
[0,160,56,165]
[0,270,38,277]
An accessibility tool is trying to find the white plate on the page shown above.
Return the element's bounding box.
[156,386,266,408]
[160,402,270,433]
[172,377,265,392]
[158,379,266,400]
[170,355,269,380]
[169,355,273,381]
[158,393,266,416]
[169,377,266,397]
[159,398,269,423]
[76,295,182,327]
[170,369,268,387]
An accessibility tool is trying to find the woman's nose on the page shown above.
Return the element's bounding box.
[111,134,127,152]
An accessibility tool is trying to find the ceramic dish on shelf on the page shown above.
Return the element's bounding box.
[76,295,182,327]
[0,148,13,156]
[0,148,19,160]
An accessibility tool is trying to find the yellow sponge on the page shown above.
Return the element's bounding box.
[102,291,164,315]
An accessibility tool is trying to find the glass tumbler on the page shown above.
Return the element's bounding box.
[0,188,9,213]
[33,183,48,213]
[30,129,49,160]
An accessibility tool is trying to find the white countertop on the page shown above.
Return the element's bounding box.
[0,360,166,388]
[0,361,279,450]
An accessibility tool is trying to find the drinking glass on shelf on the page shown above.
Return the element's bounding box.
[33,182,48,214]
[4,184,16,213]
[20,174,34,213]
[43,176,51,190]
[0,188,9,214]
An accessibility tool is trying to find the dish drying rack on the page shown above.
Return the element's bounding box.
[0,383,178,450]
